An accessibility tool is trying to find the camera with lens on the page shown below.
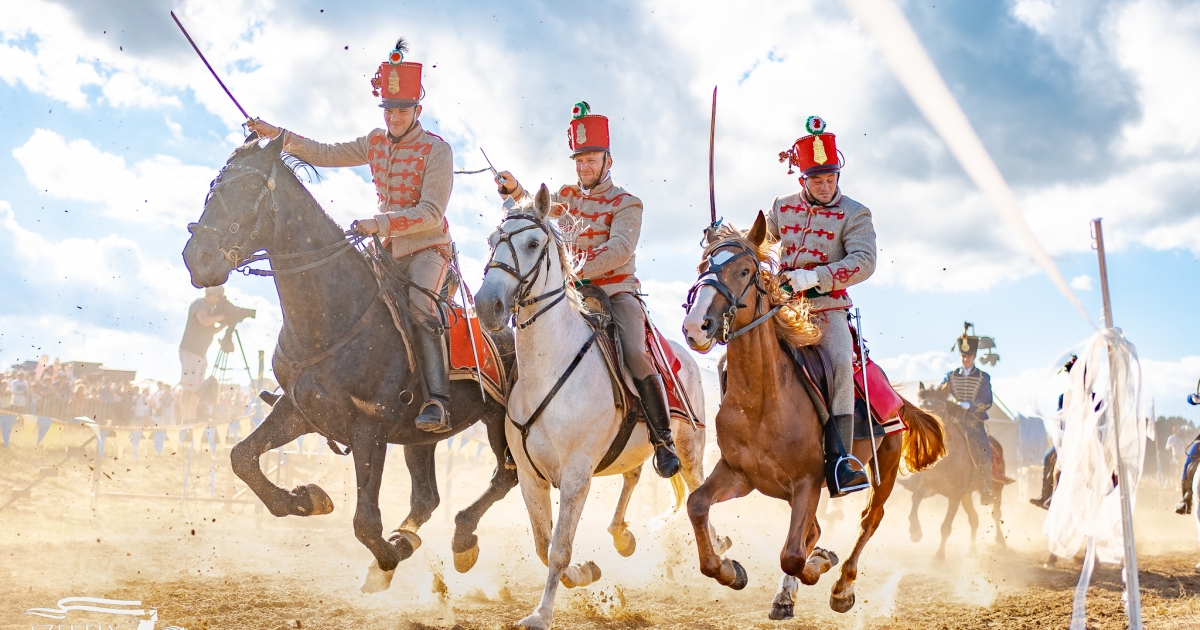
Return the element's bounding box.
[216,298,256,352]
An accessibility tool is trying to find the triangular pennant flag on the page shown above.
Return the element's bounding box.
[444,435,456,451]
[96,429,109,459]
[129,431,144,460]
[316,438,326,463]
[475,443,485,460]
[37,416,53,445]
[205,426,217,452]
[227,420,241,444]
[296,434,306,454]
[0,413,16,448]
[153,430,166,455]
[179,428,193,451]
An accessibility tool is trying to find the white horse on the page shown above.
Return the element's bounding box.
[475,185,724,630]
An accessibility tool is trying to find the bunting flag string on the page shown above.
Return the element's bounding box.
[0,413,15,447]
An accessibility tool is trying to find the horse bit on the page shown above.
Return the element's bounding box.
[684,240,781,344]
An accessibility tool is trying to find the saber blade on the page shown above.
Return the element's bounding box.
[170,11,250,120]
[479,147,499,178]
[708,85,718,226]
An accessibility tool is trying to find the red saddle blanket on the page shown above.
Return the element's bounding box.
[446,306,507,405]
[645,325,700,426]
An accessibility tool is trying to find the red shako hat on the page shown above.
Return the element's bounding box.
[567,101,610,156]
[370,38,422,109]
[779,115,842,176]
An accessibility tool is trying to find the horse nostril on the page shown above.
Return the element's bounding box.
[701,319,712,332]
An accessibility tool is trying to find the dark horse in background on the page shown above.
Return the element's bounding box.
[903,381,1013,560]
[182,134,517,592]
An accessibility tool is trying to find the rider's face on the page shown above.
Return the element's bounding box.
[961,353,976,370]
[574,151,611,189]
[803,172,839,204]
[383,105,421,137]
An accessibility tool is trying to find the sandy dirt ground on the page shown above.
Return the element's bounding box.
[3,417,1200,630]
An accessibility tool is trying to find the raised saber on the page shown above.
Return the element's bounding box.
[170,11,250,120]
[855,308,882,486]
[708,86,718,227]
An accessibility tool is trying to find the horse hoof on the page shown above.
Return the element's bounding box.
[453,544,480,573]
[612,529,637,557]
[818,547,840,568]
[768,603,794,620]
[389,529,422,562]
[713,535,733,557]
[293,484,334,516]
[561,561,602,588]
[516,613,551,630]
[830,589,855,613]
[910,528,923,543]
[361,559,396,594]
[730,560,748,591]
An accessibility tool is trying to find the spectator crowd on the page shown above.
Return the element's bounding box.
[1,361,258,427]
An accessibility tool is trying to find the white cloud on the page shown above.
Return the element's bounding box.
[875,350,960,384]
[1070,274,1092,291]
[0,201,283,385]
[12,129,213,227]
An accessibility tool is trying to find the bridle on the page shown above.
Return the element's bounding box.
[485,213,568,330]
[189,157,361,277]
[685,240,781,344]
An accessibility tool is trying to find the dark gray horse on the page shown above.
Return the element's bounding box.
[903,382,1007,560]
[182,134,517,592]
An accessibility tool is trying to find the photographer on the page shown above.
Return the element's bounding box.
[179,287,254,423]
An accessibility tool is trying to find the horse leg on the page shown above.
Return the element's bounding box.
[517,464,595,630]
[354,428,415,594]
[962,494,980,554]
[676,419,731,556]
[908,482,926,543]
[991,487,1007,548]
[518,468,555,568]
[393,443,437,544]
[452,411,519,573]
[936,493,960,562]
[830,436,902,614]
[229,397,332,517]
[607,465,642,557]
[687,458,752,590]
[769,480,826,621]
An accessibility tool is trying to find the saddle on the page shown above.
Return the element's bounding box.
[781,324,907,439]
[576,285,701,475]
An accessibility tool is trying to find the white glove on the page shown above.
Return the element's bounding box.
[784,269,820,292]
[958,401,971,410]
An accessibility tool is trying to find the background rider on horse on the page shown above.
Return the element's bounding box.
[771,115,876,498]
[494,103,681,478]
[942,323,998,504]
[248,38,458,434]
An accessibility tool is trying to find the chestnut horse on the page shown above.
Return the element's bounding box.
[681,214,945,618]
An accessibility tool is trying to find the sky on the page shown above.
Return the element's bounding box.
[0,0,1197,421]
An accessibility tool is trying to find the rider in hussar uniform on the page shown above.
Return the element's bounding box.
[771,116,875,497]
[248,39,457,433]
[494,102,681,479]
[942,325,996,504]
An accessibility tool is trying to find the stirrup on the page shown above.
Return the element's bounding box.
[827,455,869,498]
[415,399,451,434]
[652,443,681,478]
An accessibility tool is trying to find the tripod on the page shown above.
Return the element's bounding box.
[211,328,254,386]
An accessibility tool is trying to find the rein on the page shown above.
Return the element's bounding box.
[485,213,568,330]
[685,241,780,344]
[486,212,598,481]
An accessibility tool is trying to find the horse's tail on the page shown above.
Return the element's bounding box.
[669,472,686,513]
[899,397,946,473]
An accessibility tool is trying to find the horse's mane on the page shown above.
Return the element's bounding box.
[700,223,821,348]
[206,139,320,206]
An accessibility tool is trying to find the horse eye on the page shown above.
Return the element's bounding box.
[740,268,750,277]
[527,240,539,250]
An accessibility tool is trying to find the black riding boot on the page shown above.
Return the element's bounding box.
[1030,448,1056,510]
[635,375,681,479]
[413,326,452,434]
[824,414,869,498]
[1177,452,1199,515]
